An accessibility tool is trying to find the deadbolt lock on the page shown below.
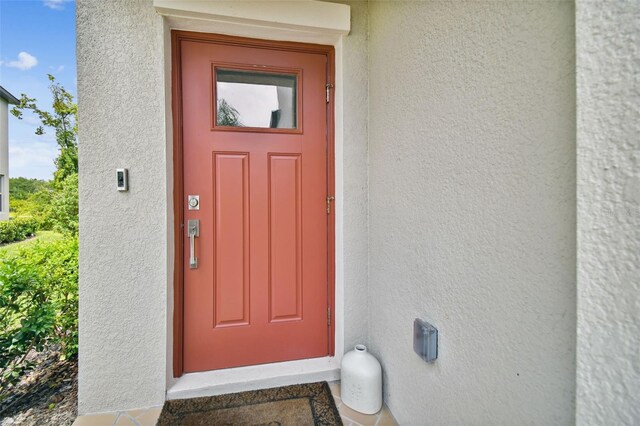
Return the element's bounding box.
[188,195,200,210]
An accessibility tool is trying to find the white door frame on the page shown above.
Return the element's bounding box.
[155,0,351,400]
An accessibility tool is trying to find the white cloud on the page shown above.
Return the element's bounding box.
[48,64,65,73]
[8,139,57,180]
[43,0,68,10]
[6,52,38,70]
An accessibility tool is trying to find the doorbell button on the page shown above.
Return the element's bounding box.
[116,168,128,191]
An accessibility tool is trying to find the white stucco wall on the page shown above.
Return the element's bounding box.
[79,1,640,421]
[0,100,9,221]
[77,0,168,414]
[576,1,640,424]
[334,0,369,353]
[367,2,576,424]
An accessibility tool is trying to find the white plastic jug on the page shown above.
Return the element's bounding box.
[340,344,383,414]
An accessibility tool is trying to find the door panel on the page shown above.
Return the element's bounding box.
[268,154,303,323]
[179,36,331,372]
[213,152,249,328]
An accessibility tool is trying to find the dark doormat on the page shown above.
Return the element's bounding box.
[157,381,343,426]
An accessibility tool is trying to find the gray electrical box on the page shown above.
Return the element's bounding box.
[414,318,438,363]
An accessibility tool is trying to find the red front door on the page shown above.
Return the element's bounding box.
[177,33,333,372]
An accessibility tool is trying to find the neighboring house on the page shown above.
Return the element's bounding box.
[0,86,19,221]
[76,1,639,424]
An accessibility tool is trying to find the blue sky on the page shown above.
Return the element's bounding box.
[0,0,76,180]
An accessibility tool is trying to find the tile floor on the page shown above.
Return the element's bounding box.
[72,406,162,426]
[73,381,397,426]
[328,381,397,426]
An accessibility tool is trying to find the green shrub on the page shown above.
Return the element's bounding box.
[49,173,78,235]
[0,218,40,245]
[10,189,54,231]
[0,236,78,389]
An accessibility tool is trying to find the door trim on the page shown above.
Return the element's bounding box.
[171,30,335,378]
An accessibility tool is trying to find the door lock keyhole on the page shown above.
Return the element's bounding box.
[188,195,200,210]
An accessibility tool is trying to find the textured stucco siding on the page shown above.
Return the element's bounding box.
[78,0,640,421]
[335,0,369,352]
[576,1,640,424]
[367,2,576,424]
[77,0,168,414]
[0,100,9,220]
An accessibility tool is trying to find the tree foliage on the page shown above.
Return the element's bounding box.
[7,178,50,201]
[217,98,243,127]
[9,190,54,232]
[48,173,78,235]
[11,75,78,188]
[9,76,78,236]
[8,178,53,231]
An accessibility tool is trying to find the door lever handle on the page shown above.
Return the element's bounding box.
[188,219,200,269]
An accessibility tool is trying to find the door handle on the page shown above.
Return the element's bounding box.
[188,219,200,269]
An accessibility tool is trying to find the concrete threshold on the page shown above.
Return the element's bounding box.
[167,356,340,400]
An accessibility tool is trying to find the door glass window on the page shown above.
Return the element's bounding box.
[215,69,297,129]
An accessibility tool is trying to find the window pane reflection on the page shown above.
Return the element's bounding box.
[216,69,297,129]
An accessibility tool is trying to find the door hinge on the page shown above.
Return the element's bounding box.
[328,307,331,326]
[326,195,335,214]
[325,83,333,103]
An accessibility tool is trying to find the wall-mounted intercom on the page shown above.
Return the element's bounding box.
[116,168,129,191]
